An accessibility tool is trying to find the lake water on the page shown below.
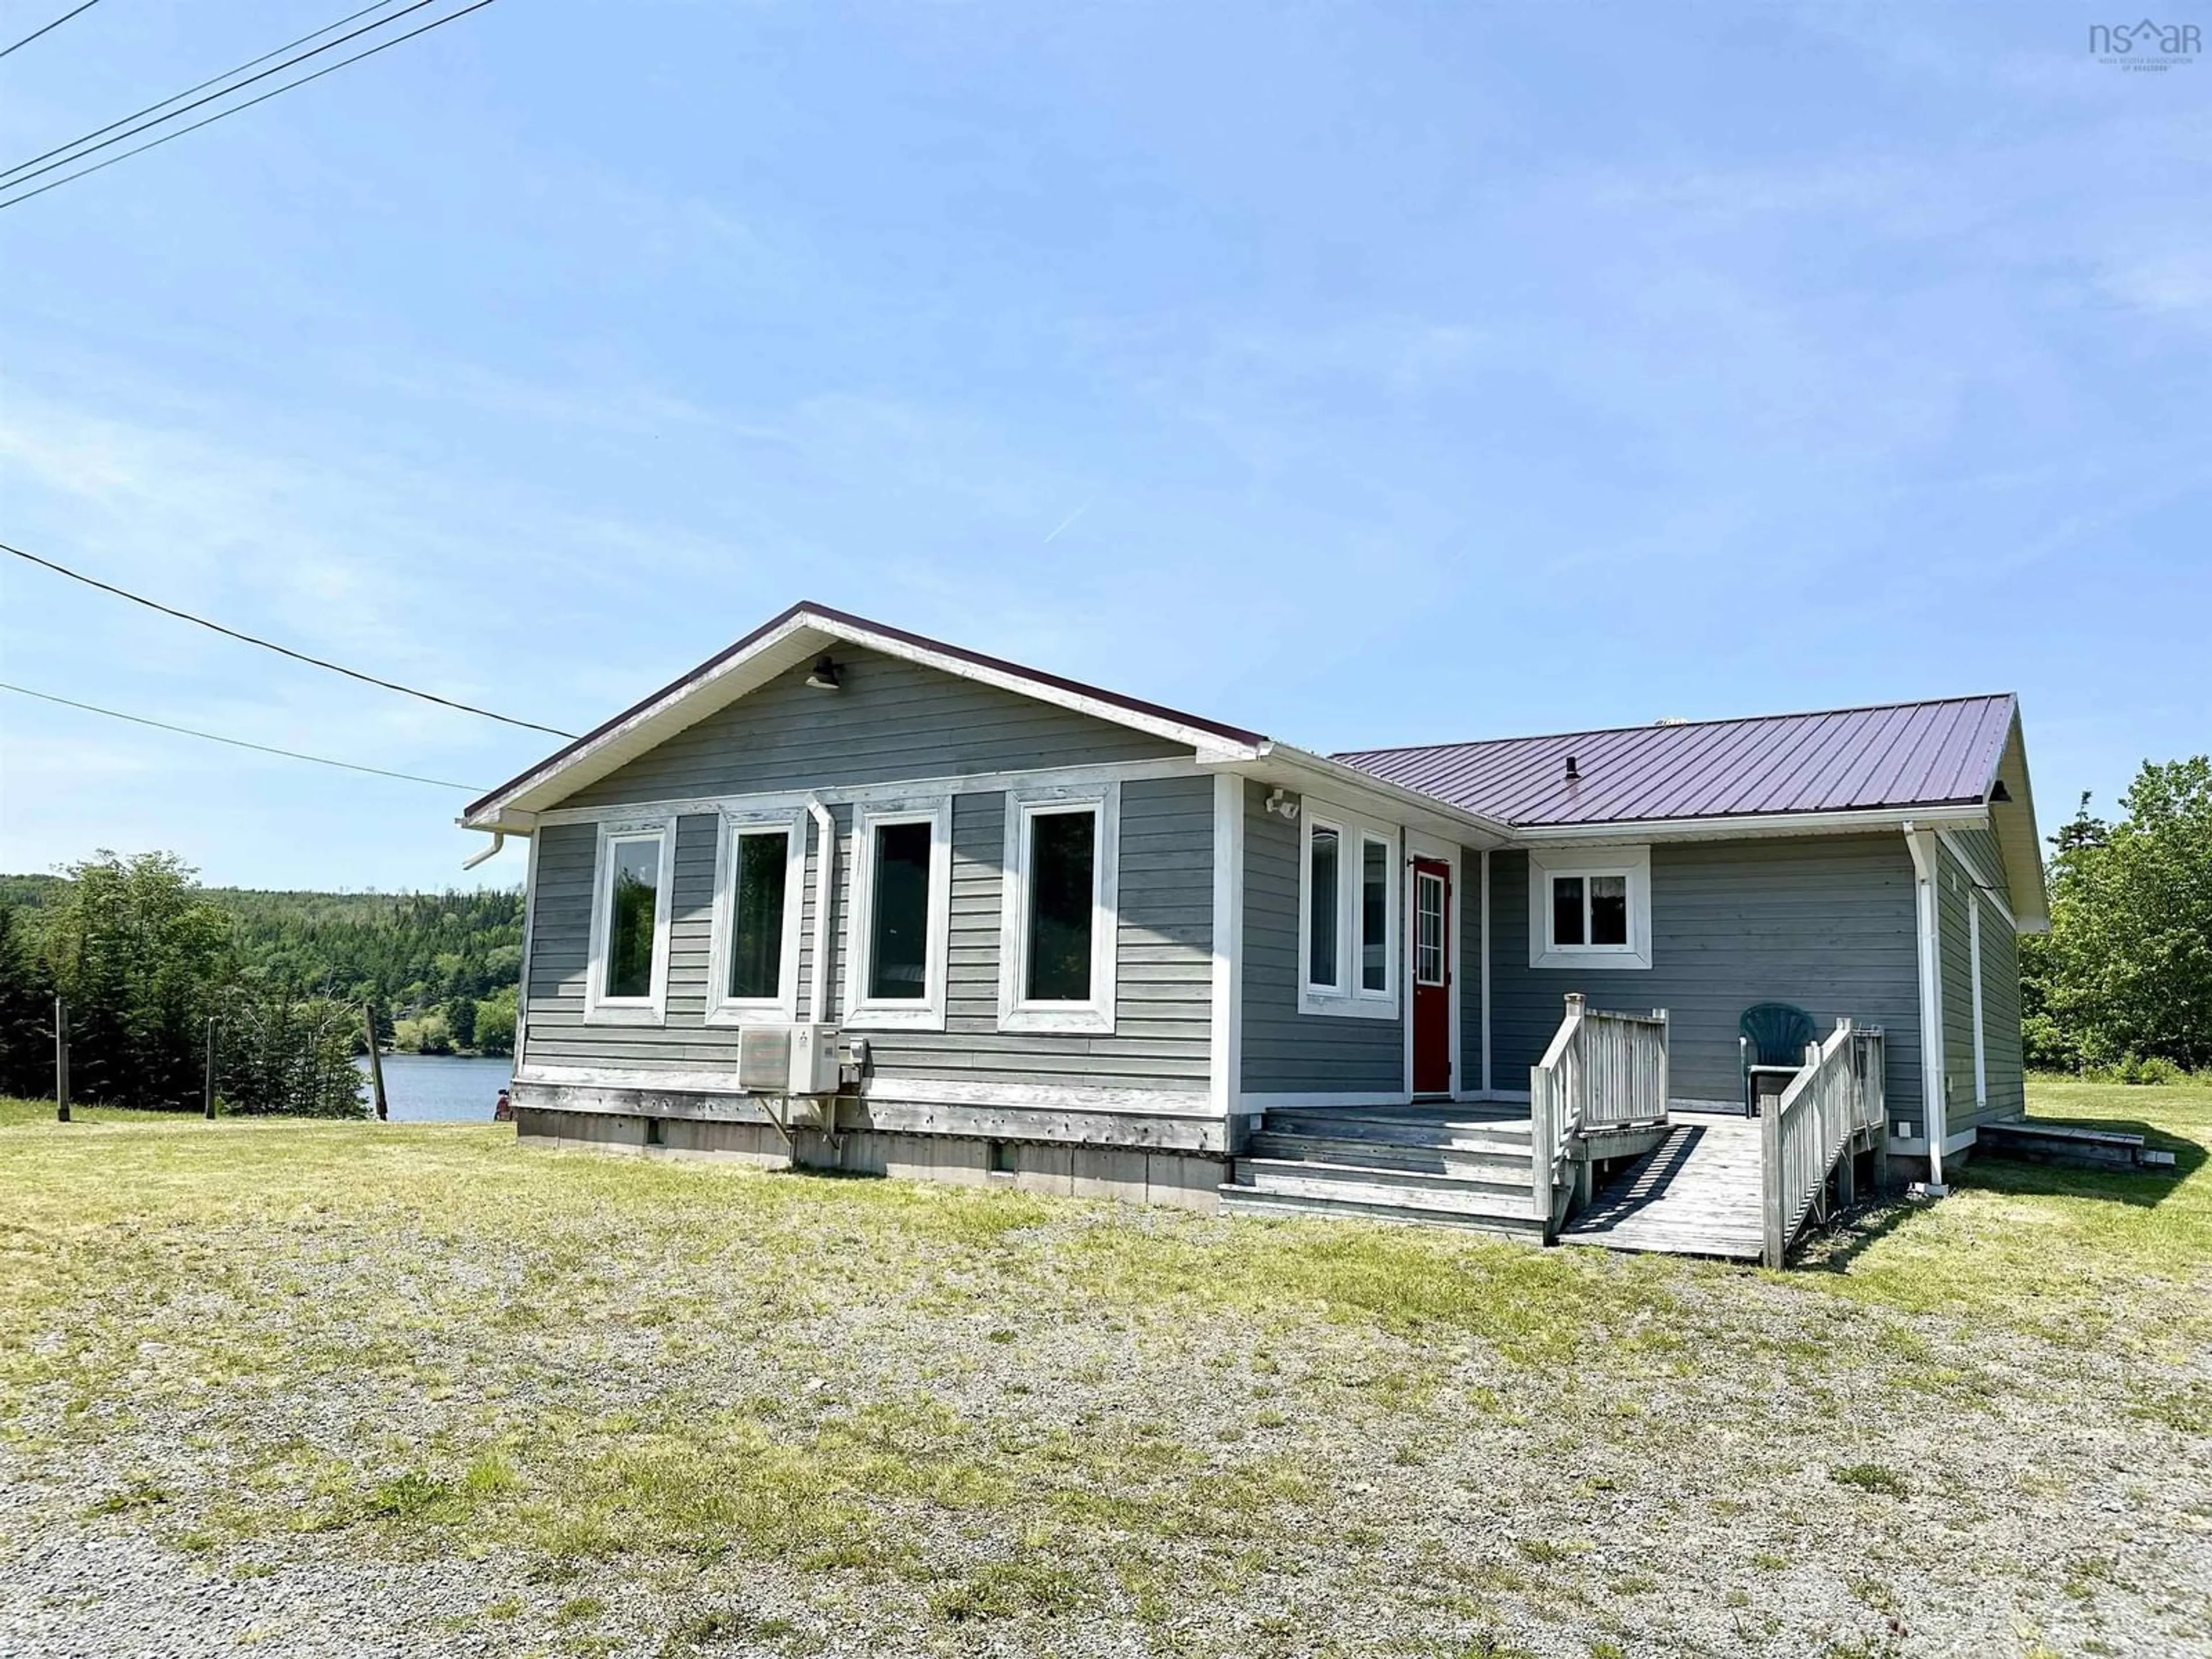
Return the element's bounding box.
[353,1054,514,1122]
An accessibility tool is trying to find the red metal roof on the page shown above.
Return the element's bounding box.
[1334,695,2017,827]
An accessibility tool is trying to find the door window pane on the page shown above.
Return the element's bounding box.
[1551,874,1585,948]
[729,831,788,1000]
[1589,874,1629,946]
[1415,872,1446,986]
[1308,827,1339,987]
[1026,810,1096,1002]
[605,836,661,998]
[1361,839,1389,991]
[868,821,933,999]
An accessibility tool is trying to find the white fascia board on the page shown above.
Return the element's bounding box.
[464,607,1264,828]
[458,809,540,836]
[1211,745,1516,847]
[463,613,824,827]
[1983,712,2050,932]
[1514,802,1987,846]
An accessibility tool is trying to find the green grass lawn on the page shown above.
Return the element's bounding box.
[2,1080,2207,1658]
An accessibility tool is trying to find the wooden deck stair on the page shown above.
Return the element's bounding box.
[1555,1112,1766,1260]
[1219,1106,1544,1241]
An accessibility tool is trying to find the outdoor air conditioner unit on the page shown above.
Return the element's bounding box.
[738,1022,841,1096]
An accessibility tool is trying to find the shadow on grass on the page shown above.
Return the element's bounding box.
[1961,1128,2198,1210]
[1790,1190,1921,1275]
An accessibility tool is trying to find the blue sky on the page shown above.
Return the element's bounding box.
[1,1,2205,892]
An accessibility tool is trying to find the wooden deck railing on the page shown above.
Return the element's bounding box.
[1761,1020,1885,1267]
[1529,994,1671,1225]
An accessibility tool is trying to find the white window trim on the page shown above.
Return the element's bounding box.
[1528,844,1652,970]
[583,816,677,1025]
[703,807,809,1027]
[843,796,954,1032]
[997,782,1120,1035]
[1297,801,1400,1020]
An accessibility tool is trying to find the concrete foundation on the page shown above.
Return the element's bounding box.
[513,1106,1225,1213]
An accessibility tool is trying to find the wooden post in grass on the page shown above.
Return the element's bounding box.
[363,1000,388,1121]
[54,995,69,1123]
[203,1017,217,1120]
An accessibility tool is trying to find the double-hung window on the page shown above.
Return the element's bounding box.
[998,783,1119,1033]
[704,808,809,1024]
[1528,844,1653,969]
[844,797,953,1030]
[584,817,676,1024]
[1298,802,1399,1018]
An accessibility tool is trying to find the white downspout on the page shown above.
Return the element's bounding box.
[461,830,506,871]
[1479,847,1493,1098]
[1903,825,1946,1187]
[806,798,837,1022]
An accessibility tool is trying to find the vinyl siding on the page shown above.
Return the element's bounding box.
[565,647,1184,807]
[524,776,1214,1097]
[1951,824,2009,906]
[1937,836,2025,1133]
[1489,835,1924,1115]
[1240,781,1404,1094]
[1937,843,1977,1128]
[1979,908,2025,1123]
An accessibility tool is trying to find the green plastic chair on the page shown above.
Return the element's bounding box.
[1739,1002,1817,1116]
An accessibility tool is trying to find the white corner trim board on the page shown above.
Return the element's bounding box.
[1527,843,1652,971]
[1478,847,1493,1096]
[1903,825,1948,1181]
[1209,773,1244,1118]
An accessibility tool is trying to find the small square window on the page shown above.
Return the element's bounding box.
[1529,849,1652,970]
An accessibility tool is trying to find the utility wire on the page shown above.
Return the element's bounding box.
[0,0,100,62]
[0,0,469,199]
[0,681,490,791]
[3,541,575,737]
[0,0,403,183]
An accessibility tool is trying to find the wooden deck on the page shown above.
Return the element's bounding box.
[1555,1111,1766,1260]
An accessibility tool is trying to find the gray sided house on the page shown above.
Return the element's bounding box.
[462,603,2047,1259]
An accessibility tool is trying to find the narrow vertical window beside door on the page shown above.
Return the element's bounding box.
[1308,827,1340,987]
[728,831,788,1001]
[869,821,932,999]
[1361,838,1389,992]
[1026,810,1096,1002]
[605,835,662,998]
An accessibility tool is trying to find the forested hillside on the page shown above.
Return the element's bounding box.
[1,872,522,1062]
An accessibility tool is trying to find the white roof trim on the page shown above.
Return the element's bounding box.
[1516,802,1988,845]
[1210,747,1517,847]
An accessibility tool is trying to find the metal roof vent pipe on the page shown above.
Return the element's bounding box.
[1564,755,1580,782]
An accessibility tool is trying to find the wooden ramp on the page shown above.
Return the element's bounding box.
[1556,1111,1764,1260]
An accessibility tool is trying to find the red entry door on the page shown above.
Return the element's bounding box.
[1411,859,1452,1096]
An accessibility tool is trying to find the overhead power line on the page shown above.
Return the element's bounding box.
[0,0,403,183]
[0,0,499,209]
[0,0,101,62]
[0,681,489,791]
[2,540,578,738]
